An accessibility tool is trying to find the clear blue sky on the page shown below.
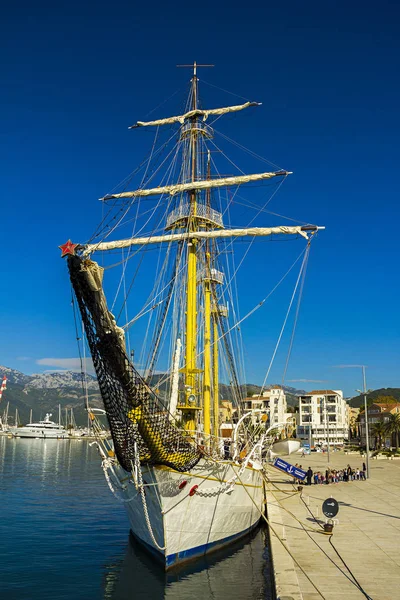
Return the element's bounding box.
[1,0,399,396]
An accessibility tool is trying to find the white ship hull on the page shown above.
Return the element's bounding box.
[116,457,264,569]
[11,428,68,439]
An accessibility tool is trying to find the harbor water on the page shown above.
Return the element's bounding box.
[0,436,273,599]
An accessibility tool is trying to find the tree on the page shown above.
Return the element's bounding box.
[385,413,400,451]
[374,395,398,404]
[371,422,386,449]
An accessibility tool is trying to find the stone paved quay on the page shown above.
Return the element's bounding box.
[264,451,400,600]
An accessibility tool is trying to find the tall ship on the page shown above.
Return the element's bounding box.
[60,64,323,569]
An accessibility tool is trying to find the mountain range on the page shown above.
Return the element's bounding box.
[5,364,394,426]
[0,366,102,426]
[0,365,306,426]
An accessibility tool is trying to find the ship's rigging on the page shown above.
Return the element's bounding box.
[61,64,323,470]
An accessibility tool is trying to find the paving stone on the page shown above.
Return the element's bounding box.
[265,451,400,600]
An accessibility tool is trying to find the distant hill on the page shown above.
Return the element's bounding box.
[8,363,395,423]
[0,365,306,425]
[0,366,102,426]
[349,388,400,409]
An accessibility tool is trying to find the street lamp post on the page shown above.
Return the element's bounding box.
[356,365,370,479]
[323,393,330,464]
[362,366,370,479]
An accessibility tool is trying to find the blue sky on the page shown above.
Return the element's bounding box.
[1,0,399,397]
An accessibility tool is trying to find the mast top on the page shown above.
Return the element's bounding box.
[177,62,214,78]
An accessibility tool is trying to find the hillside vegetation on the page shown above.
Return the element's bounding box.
[349,388,400,408]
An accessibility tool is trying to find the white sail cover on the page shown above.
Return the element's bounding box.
[101,170,291,201]
[129,101,261,129]
[82,226,323,256]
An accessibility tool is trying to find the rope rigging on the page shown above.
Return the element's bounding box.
[66,73,323,479]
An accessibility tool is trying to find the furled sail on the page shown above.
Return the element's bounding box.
[82,225,323,256]
[129,101,261,129]
[101,170,291,201]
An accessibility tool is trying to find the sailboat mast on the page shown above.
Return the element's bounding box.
[212,313,219,438]
[182,65,200,432]
[203,152,212,437]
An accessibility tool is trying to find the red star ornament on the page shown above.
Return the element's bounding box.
[59,239,79,258]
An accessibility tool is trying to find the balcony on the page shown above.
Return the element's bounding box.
[166,202,224,230]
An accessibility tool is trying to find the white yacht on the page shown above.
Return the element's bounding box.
[11,413,68,439]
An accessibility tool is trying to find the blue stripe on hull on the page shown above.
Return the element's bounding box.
[130,519,261,570]
[165,520,260,568]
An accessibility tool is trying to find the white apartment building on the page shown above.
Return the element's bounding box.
[243,386,287,427]
[296,390,349,446]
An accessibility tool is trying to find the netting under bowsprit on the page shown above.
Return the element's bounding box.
[67,254,200,473]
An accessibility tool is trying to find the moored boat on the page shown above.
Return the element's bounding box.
[11,413,68,439]
[271,438,301,456]
[60,63,323,568]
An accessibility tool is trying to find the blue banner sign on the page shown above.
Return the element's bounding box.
[273,458,307,481]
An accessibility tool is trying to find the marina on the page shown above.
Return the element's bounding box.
[0,436,272,600]
[1,4,399,599]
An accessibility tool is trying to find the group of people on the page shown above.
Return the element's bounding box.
[302,463,367,485]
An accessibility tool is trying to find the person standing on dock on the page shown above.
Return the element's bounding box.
[306,467,313,486]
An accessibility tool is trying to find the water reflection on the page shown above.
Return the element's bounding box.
[103,527,273,600]
[0,437,272,600]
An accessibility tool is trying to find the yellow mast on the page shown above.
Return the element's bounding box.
[203,268,212,436]
[203,149,213,437]
[177,63,221,437]
[212,312,219,439]
[181,64,200,432]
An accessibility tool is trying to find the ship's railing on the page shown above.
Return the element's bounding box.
[198,268,224,284]
[213,304,228,318]
[166,202,224,230]
[179,121,213,140]
[180,429,233,460]
[180,429,265,464]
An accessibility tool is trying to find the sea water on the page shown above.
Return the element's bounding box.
[0,436,272,599]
